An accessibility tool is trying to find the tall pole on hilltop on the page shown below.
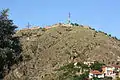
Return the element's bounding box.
[68,12,71,24]
[26,22,31,29]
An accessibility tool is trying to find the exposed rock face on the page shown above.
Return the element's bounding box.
[5,24,120,80]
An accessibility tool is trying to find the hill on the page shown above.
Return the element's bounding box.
[4,23,120,80]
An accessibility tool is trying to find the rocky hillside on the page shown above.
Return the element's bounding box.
[4,23,120,80]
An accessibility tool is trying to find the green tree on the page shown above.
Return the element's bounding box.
[1,9,9,17]
[74,23,79,26]
[0,9,22,78]
[57,62,89,80]
[73,71,89,80]
[93,77,99,80]
[108,34,111,37]
[90,61,105,71]
[70,23,74,26]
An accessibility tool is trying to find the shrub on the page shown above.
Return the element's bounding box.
[98,30,102,33]
[66,28,72,31]
[74,23,79,26]
[104,32,107,35]
[70,23,80,26]
[108,34,111,37]
[111,36,118,40]
[71,23,74,26]
[91,28,95,30]
[42,28,47,31]
[57,62,89,80]
[90,61,105,71]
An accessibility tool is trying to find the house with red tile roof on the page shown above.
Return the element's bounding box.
[102,66,116,79]
[89,65,120,79]
[89,70,104,79]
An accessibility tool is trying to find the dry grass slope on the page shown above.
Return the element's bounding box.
[4,24,120,80]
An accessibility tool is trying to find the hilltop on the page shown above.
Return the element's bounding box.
[4,23,120,80]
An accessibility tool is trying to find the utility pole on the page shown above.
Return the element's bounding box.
[68,12,71,24]
[26,22,31,29]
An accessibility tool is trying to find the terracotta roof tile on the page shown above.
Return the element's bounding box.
[90,70,103,74]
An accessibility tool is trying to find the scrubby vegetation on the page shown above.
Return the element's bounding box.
[90,61,105,71]
[71,23,80,26]
[57,62,88,80]
[56,61,104,80]
[4,22,120,80]
[0,9,120,80]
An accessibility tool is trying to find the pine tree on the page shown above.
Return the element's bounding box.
[0,9,22,78]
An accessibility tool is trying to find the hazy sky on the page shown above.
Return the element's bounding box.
[0,0,120,38]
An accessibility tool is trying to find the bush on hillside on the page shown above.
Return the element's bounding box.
[71,23,74,26]
[57,62,89,80]
[70,23,80,26]
[98,30,102,33]
[74,23,79,26]
[112,36,118,40]
[91,28,95,30]
[104,32,108,35]
[108,34,111,37]
[90,61,105,71]
[66,28,72,31]
[42,28,47,31]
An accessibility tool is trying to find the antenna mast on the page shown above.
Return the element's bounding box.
[26,22,31,29]
[68,12,71,24]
